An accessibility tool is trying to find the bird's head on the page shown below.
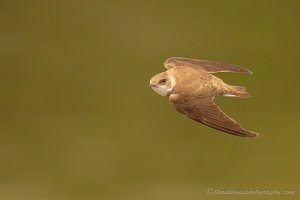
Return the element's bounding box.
[149,72,174,97]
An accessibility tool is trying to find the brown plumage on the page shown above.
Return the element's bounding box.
[149,57,259,137]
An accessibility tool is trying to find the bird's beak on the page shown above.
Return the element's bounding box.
[149,83,155,88]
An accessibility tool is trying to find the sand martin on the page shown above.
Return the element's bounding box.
[149,57,258,137]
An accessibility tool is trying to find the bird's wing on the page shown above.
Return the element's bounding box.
[170,93,258,137]
[164,57,253,74]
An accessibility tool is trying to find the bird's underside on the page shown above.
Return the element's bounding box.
[164,57,259,137]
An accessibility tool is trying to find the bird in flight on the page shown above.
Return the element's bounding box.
[149,57,258,137]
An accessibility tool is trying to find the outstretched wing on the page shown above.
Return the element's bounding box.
[164,57,253,74]
[170,93,258,137]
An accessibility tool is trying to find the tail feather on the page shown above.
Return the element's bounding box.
[223,85,251,98]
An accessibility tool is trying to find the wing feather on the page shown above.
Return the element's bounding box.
[170,94,258,137]
[164,57,253,74]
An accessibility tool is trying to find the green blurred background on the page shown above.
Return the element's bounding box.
[1,0,300,199]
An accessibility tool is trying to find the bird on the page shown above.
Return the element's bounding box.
[149,57,259,137]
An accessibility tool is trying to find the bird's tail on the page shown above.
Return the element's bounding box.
[223,85,251,98]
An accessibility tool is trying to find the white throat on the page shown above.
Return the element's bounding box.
[152,85,172,97]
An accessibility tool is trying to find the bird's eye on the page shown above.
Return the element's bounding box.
[159,79,167,84]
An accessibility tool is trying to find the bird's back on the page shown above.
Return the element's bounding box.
[168,66,221,98]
